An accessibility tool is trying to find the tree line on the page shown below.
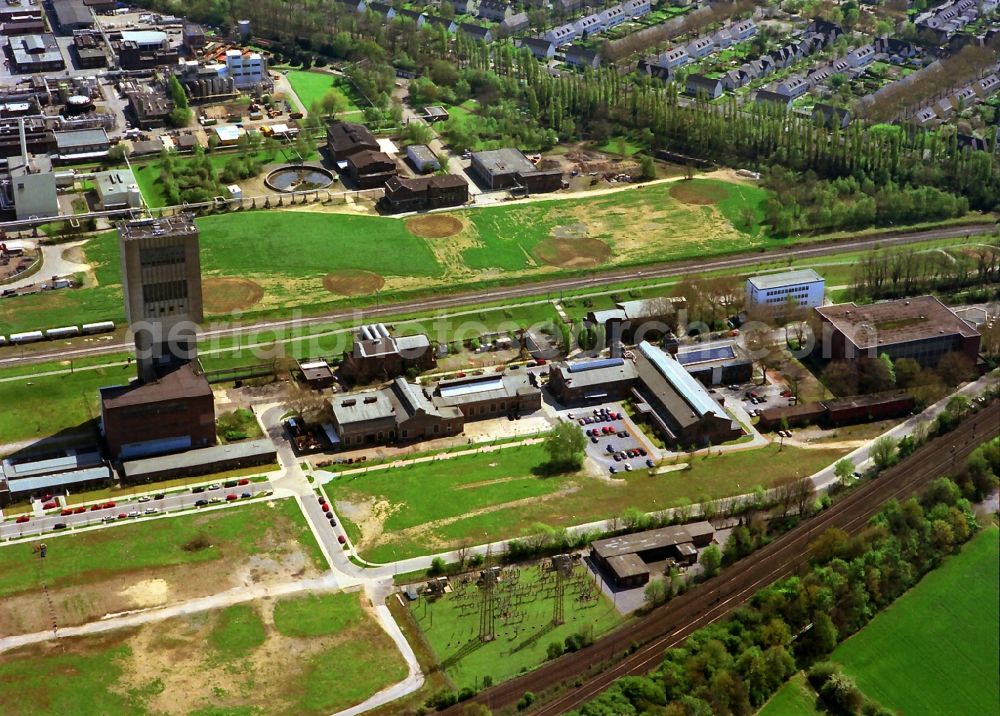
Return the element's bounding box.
[848,243,1000,302]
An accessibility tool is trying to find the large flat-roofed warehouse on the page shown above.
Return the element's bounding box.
[815,295,981,367]
[121,439,276,483]
[430,371,542,419]
[470,148,563,193]
[6,34,65,72]
[100,363,216,459]
[591,521,715,588]
[632,341,742,448]
[548,357,639,405]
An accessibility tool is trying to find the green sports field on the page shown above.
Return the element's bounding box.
[285,70,362,114]
[831,525,1000,715]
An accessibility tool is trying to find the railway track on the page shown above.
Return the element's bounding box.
[0,223,992,370]
[453,400,999,715]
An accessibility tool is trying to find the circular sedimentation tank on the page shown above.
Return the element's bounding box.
[264,165,335,193]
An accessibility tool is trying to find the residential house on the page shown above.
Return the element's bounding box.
[478,0,513,22]
[731,19,757,41]
[500,12,530,35]
[950,85,977,110]
[686,36,715,59]
[575,13,605,37]
[813,103,851,129]
[366,2,396,20]
[686,74,723,99]
[845,44,875,69]
[521,37,556,60]
[914,106,938,126]
[661,47,690,69]
[599,4,627,30]
[425,16,458,33]
[395,8,426,27]
[451,0,480,14]
[623,0,651,19]
[459,23,494,42]
[932,97,953,119]
[755,89,792,108]
[713,27,734,48]
[973,74,999,98]
[565,45,601,69]
[775,75,809,99]
[545,23,578,46]
[722,68,750,90]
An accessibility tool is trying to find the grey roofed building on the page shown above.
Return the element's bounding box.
[332,388,395,425]
[685,73,723,99]
[747,268,823,291]
[471,146,537,180]
[388,376,462,421]
[424,15,457,33]
[121,439,277,482]
[54,127,109,151]
[549,357,639,400]
[52,0,94,31]
[565,45,601,69]
[592,521,714,559]
[813,103,851,129]
[395,8,426,25]
[755,89,792,108]
[8,33,65,70]
[5,465,112,496]
[775,75,810,98]
[459,22,494,42]
[431,371,536,409]
[499,12,529,35]
[521,36,555,59]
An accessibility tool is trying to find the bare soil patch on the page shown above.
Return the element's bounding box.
[202,277,265,313]
[323,269,386,296]
[405,214,464,238]
[669,180,729,205]
[533,237,611,268]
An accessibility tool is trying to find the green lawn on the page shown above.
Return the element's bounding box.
[597,137,644,156]
[412,561,623,690]
[0,499,326,598]
[830,525,1000,715]
[327,442,846,562]
[758,673,822,716]
[209,603,266,659]
[0,591,406,716]
[285,70,362,113]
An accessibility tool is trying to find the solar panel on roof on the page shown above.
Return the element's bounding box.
[677,346,735,365]
[567,357,625,373]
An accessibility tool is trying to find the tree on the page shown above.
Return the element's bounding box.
[644,578,669,607]
[946,394,971,417]
[320,89,347,118]
[894,357,921,388]
[937,352,975,385]
[639,154,656,180]
[543,421,586,472]
[834,458,855,487]
[870,435,899,470]
[699,544,722,577]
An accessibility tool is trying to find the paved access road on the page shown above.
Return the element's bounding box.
[0,479,275,540]
[0,224,992,370]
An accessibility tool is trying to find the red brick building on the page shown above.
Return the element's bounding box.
[100,363,215,459]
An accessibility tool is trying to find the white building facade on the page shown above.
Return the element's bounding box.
[745,268,826,311]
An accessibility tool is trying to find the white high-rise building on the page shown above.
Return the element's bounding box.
[225,49,266,90]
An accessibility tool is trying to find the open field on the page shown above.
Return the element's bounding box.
[757,673,823,716]
[285,70,362,114]
[0,499,326,637]
[831,525,1000,715]
[411,560,622,690]
[327,442,845,562]
[0,591,406,716]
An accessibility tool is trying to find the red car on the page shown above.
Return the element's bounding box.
[237,478,249,486]
[73,507,86,514]
[117,513,128,519]
[16,515,30,524]
[337,535,346,544]
[102,501,116,509]
[60,509,73,516]
[42,501,57,510]
[89,504,103,511]
[225,494,237,501]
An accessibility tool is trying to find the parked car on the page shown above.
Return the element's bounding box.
[590,435,599,444]
[16,516,29,524]
[192,486,206,494]
[138,496,150,503]
[241,492,252,499]
[73,507,86,514]
[337,535,346,544]
[609,465,617,474]
[102,515,116,523]
[207,483,221,490]
[617,430,628,438]
[102,502,116,509]
[223,480,238,488]
[624,463,632,472]
[225,494,238,501]
[60,509,73,516]
[237,479,250,486]
[154,494,165,500]
[42,501,57,510]
[329,516,337,526]
[117,513,128,520]
[606,444,615,453]
[194,499,208,507]
[646,459,655,468]
[144,508,158,515]
[89,504,102,511]
[53,523,68,530]
[613,453,622,461]
[128,510,141,518]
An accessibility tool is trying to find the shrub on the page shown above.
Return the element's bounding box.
[517,692,535,711]
[546,641,564,660]
[428,557,446,576]
[182,534,211,552]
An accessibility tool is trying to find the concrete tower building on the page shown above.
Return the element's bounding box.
[118,214,204,383]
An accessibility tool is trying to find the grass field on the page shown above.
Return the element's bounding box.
[412,561,622,690]
[326,442,845,562]
[757,673,823,716]
[830,525,1000,715]
[0,591,407,716]
[0,499,324,599]
[285,70,362,114]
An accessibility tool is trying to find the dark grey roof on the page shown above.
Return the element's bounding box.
[121,439,276,479]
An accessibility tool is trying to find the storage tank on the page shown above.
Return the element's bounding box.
[237,19,251,40]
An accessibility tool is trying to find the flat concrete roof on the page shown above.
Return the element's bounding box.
[331,390,394,425]
[747,268,824,290]
[472,147,536,177]
[54,127,108,149]
[816,295,980,349]
[121,439,275,479]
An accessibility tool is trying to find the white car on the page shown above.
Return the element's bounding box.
[138,496,151,503]
[144,508,158,515]
[128,510,141,518]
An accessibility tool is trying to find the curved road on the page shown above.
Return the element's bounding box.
[0,223,993,370]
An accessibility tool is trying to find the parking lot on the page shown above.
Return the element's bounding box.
[568,403,655,475]
[716,382,795,426]
[0,478,276,539]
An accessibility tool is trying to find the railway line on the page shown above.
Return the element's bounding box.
[454,400,999,715]
[0,223,992,371]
